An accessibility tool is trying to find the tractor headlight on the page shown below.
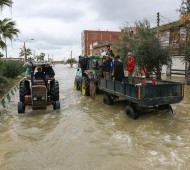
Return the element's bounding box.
[33,97,37,101]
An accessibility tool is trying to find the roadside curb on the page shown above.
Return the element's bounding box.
[0,79,22,114]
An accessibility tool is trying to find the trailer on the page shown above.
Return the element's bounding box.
[99,77,184,119]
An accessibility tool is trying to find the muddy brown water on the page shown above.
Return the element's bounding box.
[0,64,190,170]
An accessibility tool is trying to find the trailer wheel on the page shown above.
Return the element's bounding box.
[18,102,25,114]
[103,95,114,105]
[125,105,138,119]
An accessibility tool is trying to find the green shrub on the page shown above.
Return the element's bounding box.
[0,59,6,77]
[0,76,9,94]
[2,60,25,78]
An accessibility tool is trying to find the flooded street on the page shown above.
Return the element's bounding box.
[0,64,190,170]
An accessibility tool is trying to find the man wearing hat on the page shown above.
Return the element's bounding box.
[34,67,46,81]
[113,55,124,81]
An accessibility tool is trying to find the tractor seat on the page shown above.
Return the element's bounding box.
[34,79,45,85]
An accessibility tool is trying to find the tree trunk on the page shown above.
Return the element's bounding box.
[156,66,162,80]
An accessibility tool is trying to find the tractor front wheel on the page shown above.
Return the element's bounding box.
[53,101,60,110]
[18,102,25,114]
[81,77,90,96]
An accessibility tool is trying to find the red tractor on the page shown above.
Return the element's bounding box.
[18,61,60,113]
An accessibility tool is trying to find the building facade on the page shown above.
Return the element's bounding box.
[155,20,190,76]
[81,30,121,55]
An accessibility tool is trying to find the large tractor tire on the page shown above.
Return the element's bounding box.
[50,80,59,102]
[125,105,139,120]
[74,80,81,91]
[19,80,30,103]
[53,101,61,110]
[103,94,114,105]
[81,77,90,96]
[18,102,25,114]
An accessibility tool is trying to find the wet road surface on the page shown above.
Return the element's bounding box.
[0,64,190,170]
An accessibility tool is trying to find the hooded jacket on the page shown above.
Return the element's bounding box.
[127,57,135,72]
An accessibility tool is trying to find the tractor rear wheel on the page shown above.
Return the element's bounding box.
[81,77,90,96]
[50,80,59,101]
[74,80,77,90]
[53,101,60,110]
[19,80,30,103]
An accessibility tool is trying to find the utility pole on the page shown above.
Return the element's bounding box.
[157,12,160,38]
[71,51,72,59]
[15,38,34,61]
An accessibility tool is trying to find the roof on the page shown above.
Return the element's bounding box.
[23,61,53,67]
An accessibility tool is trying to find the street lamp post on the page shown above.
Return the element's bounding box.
[15,38,34,61]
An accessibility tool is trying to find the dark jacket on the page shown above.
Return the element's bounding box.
[42,67,55,78]
[102,59,110,72]
[35,71,45,81]
[114,60,124,81]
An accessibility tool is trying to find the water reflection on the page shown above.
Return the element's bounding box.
[0,65,190,169]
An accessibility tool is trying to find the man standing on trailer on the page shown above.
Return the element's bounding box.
[127,52,135,84]
[113,55,124,81]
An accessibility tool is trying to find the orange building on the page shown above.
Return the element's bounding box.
[81,30,121,55]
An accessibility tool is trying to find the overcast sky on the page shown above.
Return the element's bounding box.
[1,0,182,60]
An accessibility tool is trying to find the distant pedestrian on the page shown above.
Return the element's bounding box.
[88,70,96,99]
[113,55,124,81]
[127,52,135,84]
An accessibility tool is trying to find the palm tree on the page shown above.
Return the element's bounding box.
[36,53,46,61]
[0,52,4,58]
[0,0,13,51]
[0,37,6,49]
[0,0,13,10]
[66,58,77,68]
[19,47,32,59]
[0,18,20,58]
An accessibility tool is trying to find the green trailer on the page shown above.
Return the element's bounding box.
[99,77,184,119]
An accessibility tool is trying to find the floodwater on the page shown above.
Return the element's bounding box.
[0,64,190,170]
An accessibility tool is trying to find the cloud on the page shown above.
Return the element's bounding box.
[1,0,181,60]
